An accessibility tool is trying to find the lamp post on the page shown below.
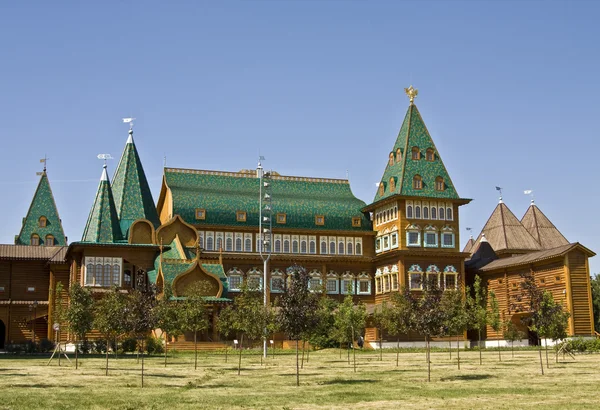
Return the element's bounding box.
[257,158,273,358]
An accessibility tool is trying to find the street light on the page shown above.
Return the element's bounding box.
[257,157,273,359]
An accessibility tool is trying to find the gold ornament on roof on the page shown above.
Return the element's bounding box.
[404,85,418,104]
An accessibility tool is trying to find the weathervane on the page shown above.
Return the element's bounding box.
[122,117,136,131]
[37,155,49,175]
[524,189,534,203]
[97,153,114,166]
[404,85,418,104]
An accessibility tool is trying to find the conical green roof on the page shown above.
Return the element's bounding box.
[82,165,123,243]
[15,171,67,245]
[372,101,460,203]
[111,129,160,238]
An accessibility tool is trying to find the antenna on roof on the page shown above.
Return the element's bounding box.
[495,186,503,203]
[524,189,535,204]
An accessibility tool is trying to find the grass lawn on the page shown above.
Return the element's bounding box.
[0,348,597,409]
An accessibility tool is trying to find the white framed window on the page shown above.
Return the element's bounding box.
[341,272,355,295]
[338,239,345,255]
[292,235,299,253]
[375,237,382,253]
[326,271,339,294]
[431,207,437,220]
[205,232,214,251]
[329,238,336,254]
[415,205,421,219]
[355,238,363,255]
[308,269,322,292]
[300,235,308,253]
[270,269,285,293]
[227,268,243,292]
[439,207,445,220]
[441,231,455,248]
[84,257,122,287]
[391,265,399,290]
[283,235,291,253]
[274,234,282,253]
[424,225,438,248]
[198,231,204,249]
[407,206,413,219]
[357,272,371,295]
[225,233,234,252]
[423,206,429,219]
[234,233,243,252]
[446,206,453,221]
[320,236,327,254]
[256,233,263,253]
[406,225,421,247]
[247,267,263,290]
[382,235,390,251]
[216,232,224,252]
[375,268,382,294]
[309,236,317,254]
[390,232,398,249]
[244,233,253,252]
[444,266,458,290]
[346,237,353,255]
[426,265,441,288]
[408,264,423,290]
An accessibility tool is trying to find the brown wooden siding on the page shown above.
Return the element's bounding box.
[568,250,593,336]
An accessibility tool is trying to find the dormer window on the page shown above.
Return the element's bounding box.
[45,235,55,246]
[236,211,247,222]
[352,217,362,227]
[38,216,47,228]
[426,149,435,161]
[396,148,402,162]
[30,234,40,246]
[379,182,385,197]
[388,153,394,166]
[389,177,395,192]
[435,177,444,191]
[411,147,420,160]
[315,215,325,226]
[276,213,286,224]
[195,208,206,220]
[413,175,423,190]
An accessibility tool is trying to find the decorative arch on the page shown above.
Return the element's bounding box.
[171,261,223,297]
[129,219,156,244]
[155,215,198,247]
[38,216,47,228]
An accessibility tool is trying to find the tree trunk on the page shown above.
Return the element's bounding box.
[306,344,310,363]
[478,329,482,365]
[194,331,198,370]
[456,334,461,370]
[75,338,79,370]
[339,342,342,359]
[114,337,117,359]
[449,339,452,361]
[237,334,244,376]
[164,332,168,368]
[538,337,544,375]
[301,340,305,369]
[545,338,549,369]
[225,346,228,363]
[512,340,514,358]
[379,328,383,361]
[396,336,400,367]
[498,339,501,362]
[141,340,145,388]
[352,326,356,373]
[347,337,351,364]
[58,331,61,366]
[427,338,431,382]
[105,338,109,376]
[295,337,299,387]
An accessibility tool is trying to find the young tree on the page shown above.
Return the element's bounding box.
[277,264,320,386]
[502,319,525,358]
[307,297,338,350]
[333,294,367,373]
[180,282,210,370]
[440,287,468,369]
[591,274,600,333]
[125,287,156,388]
[65,283,94,369]
[387,288,417,367]
[371,302,390,361]
[537,290,570,369]
[488,291,502,361]
[154,283,184,367]
[466,275,488,365]
[413,280,445,382]
[94,286,128,376]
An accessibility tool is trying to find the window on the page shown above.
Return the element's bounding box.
[195,208,206,220]
[27,286,36,292]
[426,265,440,289]
[244,236,252,252]
[112,261,121,285]
[329,240,336,254]
[407,205,413,219]
[276,213,286,224]
[320,239,327,254]
[424,232,437,247]
[124,269,132,286]
[326,272,339,294]
[435,177,444,191]
[375,237,382,253]
[315,215,325,226]
[38,216,47,228]
[389,177,395,192]
[31,234,40,246]
[391,266,398,290]
[309,237,316,254]
[300,240,307,254]
[347,241,353,255]
[431,207,437,219]
[206,235,214,251]
[198,232,204,249]
[415,206,421,218]
[411,147,420,160]
[236,211,246,222]
[446,207,453,220]
[444,266,458,290]
[382,235,390,250]
[426,149,434,161]
[442,232,455,248]
[423,206,429,219]
[270,270,285,293]
[225,234,233,252]
[216,233,223,251]
[396,148,402,162]
[292,239,299,253]
[283,235,290,253]
[357,273,371,295]
[338,241,345,254]
[352,217,362,227]
[45,235,54,246]
[308,270,322,292]
[355,239,362,255]
[379,182,384,197]
[439,207,445,220]
[409,265,423,290]
[341,273,355,294]
[413,175,423,190]
[247,267,263,290]
[84,257,122,287]
[406,227,421,247]
[390,232,398,248]
[389,153,394,166]
[227,268,243,292]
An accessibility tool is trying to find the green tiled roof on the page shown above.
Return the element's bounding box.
[111,130,160,238]
[82,166,123,243]
[165,169,371,231]
[15,172,67,246]
[372,103,460,203]
[152,259,228,297]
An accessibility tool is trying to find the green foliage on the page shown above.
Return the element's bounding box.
[590,274,600,333]
[413,284,445,340]
[145,336,164,354]
[39,338,54,353]
[466,275,488,333]
[307,297,338,349]
[488,291,501,334]
[277,265,320,342]
[121,338,138,353]
[94,286,129,340]
[180,282,210,335]
[66,282,94,341]
[387,288,417,337]
[503,320,525,342]
[558,337,600,352]
[440,288,468,336]
[125,287,157,340]
[333,295,367,345]
[154,283,184,339]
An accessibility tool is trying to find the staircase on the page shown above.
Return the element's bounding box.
[167,340,229,352]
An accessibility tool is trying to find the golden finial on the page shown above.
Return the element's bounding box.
[404,85,418,104]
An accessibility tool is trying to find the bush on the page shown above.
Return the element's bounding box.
[93,339,107,353]
[25,341,38,353]
[557,337,600,353]
[79,340,92,354]
[121,338,138,353]
[145,336,164,354]
[39,338,54,353]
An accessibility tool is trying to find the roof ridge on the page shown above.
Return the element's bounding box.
[398,104,414,193]
[165,167,349,184]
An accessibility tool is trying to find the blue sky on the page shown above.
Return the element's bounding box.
[1,1,598,271]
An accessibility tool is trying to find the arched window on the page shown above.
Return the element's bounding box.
[426,265,441,289]
[30,234,40,246]
[320,241,327,254]
[389,153,394,166]
[338,242,345,254]
[300,240,307,253]
[96,262,104,286]
[45,235,54,246]
[199,234,204,249]
[435,176,444,191]
[423,207,429,219]
[379,183,384,196]
[396,148,402,162]
[216,237,223,251]
[226,237,233,252]
[347,242,353,255]
[292,240,299,253]
[86,262,95,286]
[112,263,121,286]
[413,175,423,190]
[309,240,316,254]
[227,268,243,292]
[104,261,112,286]
[329,241,336,254]
[446,207,453,220]
[283,240,290,253]
[444,266,458,290]
[411,147,420,160]
[355,242,362,255]
[439,207,445,220]
[415,206,421,218]
[431,207,437,219]
[206,236,214,251]
[38,216,47,228]
[275,239,282,253]
[235,237,242,252]
[389,177,395,192]
[407,205,413,219]
[245,238,252,252]
[426,148,435,161]
[408,264,423,290]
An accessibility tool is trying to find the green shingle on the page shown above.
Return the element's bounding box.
[165,169,371,231]
[82,166,123,243]
[111,131,160,238]
[372,103,460,203]
[15,172,67,246]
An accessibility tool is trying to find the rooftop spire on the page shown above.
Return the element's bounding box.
[82,164,122,243]
[404,85,418,104]
[521,201,568,250]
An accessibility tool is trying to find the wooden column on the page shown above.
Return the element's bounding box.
[563,254,575,336]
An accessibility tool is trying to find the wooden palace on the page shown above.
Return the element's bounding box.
[0,87,595,349]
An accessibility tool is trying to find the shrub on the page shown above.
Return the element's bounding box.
[557,337,600,353]
[93,339,107,353]
[25,341,38,353]
[79,340,92,354]
[121,338,138,353]
[145,336,164,354]
[39,338,54,353]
